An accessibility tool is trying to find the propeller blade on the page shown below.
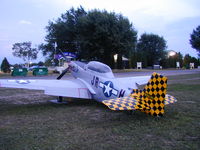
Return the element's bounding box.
[56,49,71,79]
[57,67,69,80]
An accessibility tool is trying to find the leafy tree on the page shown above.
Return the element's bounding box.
[1,57,10,73]
[130,50,148,68]
[182,54,199,68]
[44,59,53,66]
[176,52,184,67]
[39,6,87,59]
[160,52,183,68]
[38,61,44,66]
[129,51,137,68]
[183,54,191,68]
[12,42,38,65]
[78,9,137,68]
[190,25,200,56]
[137,33,167,67]
[30,63,38,67]
[190,56,200,68]
[39,7,137,69]
[13,64,20,69]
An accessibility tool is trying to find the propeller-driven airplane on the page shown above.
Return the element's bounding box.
[0,52,177,117]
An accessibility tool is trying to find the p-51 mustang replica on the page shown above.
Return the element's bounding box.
[0,53,177,117]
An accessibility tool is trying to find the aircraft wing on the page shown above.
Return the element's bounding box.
[0,79,92,99]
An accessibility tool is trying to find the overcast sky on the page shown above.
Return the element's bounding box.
[0,0,200,64]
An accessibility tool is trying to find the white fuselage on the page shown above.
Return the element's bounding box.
[69,61,132,102]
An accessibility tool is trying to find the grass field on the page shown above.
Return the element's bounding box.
[0,74,200,150]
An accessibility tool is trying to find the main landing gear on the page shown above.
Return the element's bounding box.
[49,96,68,104]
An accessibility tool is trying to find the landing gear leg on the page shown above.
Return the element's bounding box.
[49,96,68,104]
[58,96,63,102]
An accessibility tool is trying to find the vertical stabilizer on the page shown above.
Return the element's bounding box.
[130,72,167,116]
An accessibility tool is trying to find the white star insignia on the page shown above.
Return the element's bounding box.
[16,80,30,84]
[104,82,112,95]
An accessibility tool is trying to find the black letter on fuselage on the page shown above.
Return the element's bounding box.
[95,77,99,88]
[119,89,125,98]
[91,76,99,88]
[91,76,95,85]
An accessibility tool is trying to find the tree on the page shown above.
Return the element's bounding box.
[39,6,87,59]
[44,59,53,66]
[190,56,200,68]
[183,54,191,68]
[190,25,200,56]
[78,9,137,68]
[12,42,38,66]
[160,51,183,68]
[182,54,199,68]
[1,57,10,73]
[39,7,137,69]
[38,61,44,66]
[137,33,167,67]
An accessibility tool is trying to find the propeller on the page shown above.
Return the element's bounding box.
[55,49,71,103]
[56,49,71,80]
[57,67,70,80]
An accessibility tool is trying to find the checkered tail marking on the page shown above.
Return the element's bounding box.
[130,72,167,116]
[102,73,177,117]
[102,97,149,111]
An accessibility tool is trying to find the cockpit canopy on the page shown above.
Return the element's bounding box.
[86,61,114,78]
[87,61,111,73]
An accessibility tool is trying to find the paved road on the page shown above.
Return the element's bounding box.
[0,69,199,79]
[114,69,200,77]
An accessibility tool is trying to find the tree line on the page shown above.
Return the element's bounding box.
[8,6,200,70]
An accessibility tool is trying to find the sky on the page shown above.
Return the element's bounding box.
[0,0,200,64]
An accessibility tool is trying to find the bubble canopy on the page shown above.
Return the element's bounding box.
[86,61,112,73]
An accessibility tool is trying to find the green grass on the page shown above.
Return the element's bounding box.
[0,74,200,150]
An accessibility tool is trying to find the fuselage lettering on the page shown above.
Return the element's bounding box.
[91,76,99,88]
[119,89,125,98]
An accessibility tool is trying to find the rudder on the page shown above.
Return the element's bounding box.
[130,72,167,116]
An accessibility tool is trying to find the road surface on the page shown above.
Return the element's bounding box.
[0,69,199,79]
[114,69,200,77]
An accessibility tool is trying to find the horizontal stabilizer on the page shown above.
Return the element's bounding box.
[165,94,177,105]
[102,97,149,111]
[102,72,177,117]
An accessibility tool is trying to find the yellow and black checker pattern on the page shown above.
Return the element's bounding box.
[102,97,149,111]
[102,72,177,117]
[165,94,177,105]
[130,72,167,117]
